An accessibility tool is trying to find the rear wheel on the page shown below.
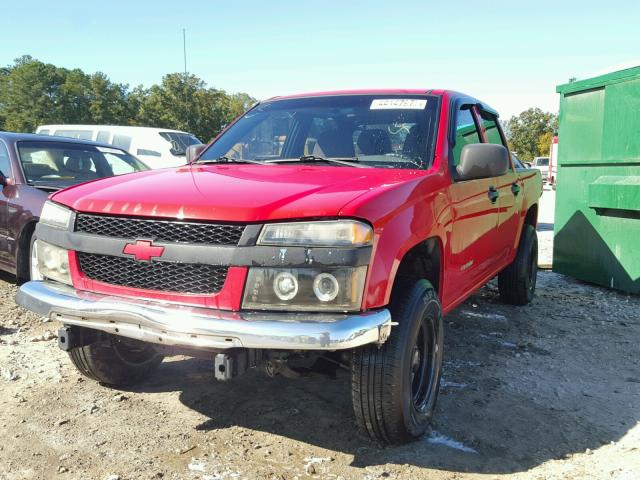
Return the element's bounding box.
[351,279,443,444]
[498,224,538,305]
[68,330,163,386]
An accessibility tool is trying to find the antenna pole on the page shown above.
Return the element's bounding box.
[183,28,187,75]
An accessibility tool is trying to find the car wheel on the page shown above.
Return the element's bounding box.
[351,279,443,444]
[498,224,538,305]
[68,329,163,386]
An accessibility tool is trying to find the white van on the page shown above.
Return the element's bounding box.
[35,125,202,169]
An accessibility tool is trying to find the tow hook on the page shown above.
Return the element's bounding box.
[214,349,264,381]
[57,325,97,351]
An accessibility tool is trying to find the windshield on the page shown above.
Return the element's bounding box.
[200,95,439,169]
[159,132,202,156]
[535,157,549,166]
[17,141,148,189]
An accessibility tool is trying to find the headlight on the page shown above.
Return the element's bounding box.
[258,220,373,247]
[242,266,367,312]
[40,201,72,230]
[36,240,72,285]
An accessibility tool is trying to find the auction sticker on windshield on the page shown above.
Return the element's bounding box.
[370,99,427,110]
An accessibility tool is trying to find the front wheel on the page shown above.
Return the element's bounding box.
[68,330,163,386]
[351,279,443,444]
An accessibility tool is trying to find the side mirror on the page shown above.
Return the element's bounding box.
[186,144,207,163]
[456,144,509,180]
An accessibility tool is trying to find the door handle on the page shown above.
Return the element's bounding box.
[511,183,521,196]
[488,186,499,203]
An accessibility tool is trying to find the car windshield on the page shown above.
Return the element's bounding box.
[536,157,549,166]
[199,94,440,169]
[159,132,202,156]
[17,141,149,189]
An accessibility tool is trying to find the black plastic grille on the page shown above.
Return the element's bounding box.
[75,214,245,245]
[77,253,227,294]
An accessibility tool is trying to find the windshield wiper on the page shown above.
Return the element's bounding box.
[267,155,368,168]
[195,156,267,165]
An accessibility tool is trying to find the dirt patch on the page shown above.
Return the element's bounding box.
[1,270,638,479]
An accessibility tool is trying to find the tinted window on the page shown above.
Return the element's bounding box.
[512,153,525,169]
[452,107,481,165]
[200,95,439,169]
[112,134,132,151]
[0,141,12,177]
[96,131,111,143]
[53,129,93,140]
[480,111,504,146]
[17,141,147,188]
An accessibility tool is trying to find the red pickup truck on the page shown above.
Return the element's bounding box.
[17,90,541,444]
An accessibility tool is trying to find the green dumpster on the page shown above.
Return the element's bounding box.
[553,65,640,293]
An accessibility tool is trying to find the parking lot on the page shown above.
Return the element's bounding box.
[1,187,638,480]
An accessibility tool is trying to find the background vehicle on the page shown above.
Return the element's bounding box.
[36,125,201,169]
[0,132,148,282]
[18,90,541,445]
[533,156,550,182]
[548,135,559,188]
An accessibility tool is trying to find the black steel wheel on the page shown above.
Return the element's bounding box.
[351,279,443,444]
[498,223,538,305]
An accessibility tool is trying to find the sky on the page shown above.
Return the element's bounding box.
[2,0,639,119]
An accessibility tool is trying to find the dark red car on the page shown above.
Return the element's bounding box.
[0,132,148,282]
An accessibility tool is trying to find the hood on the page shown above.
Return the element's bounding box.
[51,164,424,223]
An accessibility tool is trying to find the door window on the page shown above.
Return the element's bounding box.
[452,107,481,166]
[479,111,505,146]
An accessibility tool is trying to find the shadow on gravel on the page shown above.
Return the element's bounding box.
[126,275,640,474]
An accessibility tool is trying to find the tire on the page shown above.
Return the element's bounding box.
[351,279,443,444]
[68,330,163,387]
[498,223,538,305]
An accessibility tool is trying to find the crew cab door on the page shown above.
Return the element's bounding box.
[478,110,523,267]
[445,105,503,306]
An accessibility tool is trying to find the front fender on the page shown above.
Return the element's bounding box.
[340,173,450,309]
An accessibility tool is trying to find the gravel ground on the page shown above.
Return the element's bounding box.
[1,246,639,478]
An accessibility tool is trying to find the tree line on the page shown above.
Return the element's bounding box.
[504,108,558,161]
[1,55,557,158]
[0,56,256,142]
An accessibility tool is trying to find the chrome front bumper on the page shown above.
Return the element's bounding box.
[16,281,393,351]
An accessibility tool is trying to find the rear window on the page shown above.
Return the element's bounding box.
[17,141,148,189]
[159,132,202,156]
[536,158,549,166]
